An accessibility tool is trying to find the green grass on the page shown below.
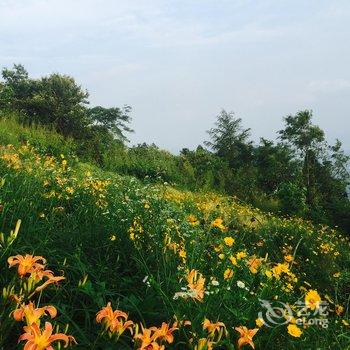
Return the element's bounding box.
[0,119,350,349]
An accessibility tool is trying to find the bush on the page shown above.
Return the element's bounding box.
[277,181,307,216]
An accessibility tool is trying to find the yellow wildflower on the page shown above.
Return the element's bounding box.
[229,255,238,266]
[305,289,321,310]
[247,256,262,274]
[224,236,235,247]
[187,215,199,226]
[224,268,234,280]
[287,324,302,337]
[211,218,227,231]
[265,270,272,279]
[236,251,247,260]
[179,249,187,259]
[255,318,264,328]
[65,187,74,195]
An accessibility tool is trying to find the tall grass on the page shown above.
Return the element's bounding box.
[0,122,349,349]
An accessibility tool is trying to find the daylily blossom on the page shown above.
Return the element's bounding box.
[203,318,227,339]
[96,303,133,335]
[235,326,259,349]
[13,302,57,326]
[29,269,56,283]
[34,276,66,294]
[8,254,46,277]
[18,322,76,350]
[151,322,178,344]
[187,269,206,302]
[134,326,163,350]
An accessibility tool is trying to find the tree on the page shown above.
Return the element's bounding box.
[0,64,133,144]
[87,105,133,142]
[328,139,350,185]
[279,110,325,206]
[0,64,36,115]
[205,110,253,168]
[30,73,89,137]
[0,64,134,167]
[0,65,89,137]
[254,138,297,193]
[180,146,235,192]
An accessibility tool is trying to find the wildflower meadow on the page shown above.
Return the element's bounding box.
[0,122,349,349]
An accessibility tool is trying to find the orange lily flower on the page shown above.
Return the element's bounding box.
[8,254,46,277]
[134,326,163,350]
[187,269,206,302]
[151,322,178,344]
[96,303,133,335]
[203,318,227,338]
[235,326,259,349]
[34,276,66,294]
[13,302,57,326]
[30,269,56,282]
[113,317,134,336]
[18,321,76,350]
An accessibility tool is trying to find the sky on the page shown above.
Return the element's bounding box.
[1,0,349,153]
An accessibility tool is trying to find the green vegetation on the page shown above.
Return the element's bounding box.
[0,64,349,349]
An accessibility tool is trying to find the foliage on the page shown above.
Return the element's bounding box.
[205,110,253,169]
[87,105,133,142]
[277,181,307,216]
[0,138,350,349]
[1,65,349,234]
[0,64,133,150]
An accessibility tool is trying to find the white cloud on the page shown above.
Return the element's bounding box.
[0,0,349,151]
[308,79,350,93]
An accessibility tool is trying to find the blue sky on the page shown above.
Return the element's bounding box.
[1,0,349,152]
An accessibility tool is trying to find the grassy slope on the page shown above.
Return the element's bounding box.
[0,118,350,349]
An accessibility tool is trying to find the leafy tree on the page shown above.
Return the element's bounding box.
[328,139,350,185]
[0,64,133,148]
[279,110,349,231]
[254,138,297,193]
[31,73,89,137]
[0,64,36,115]
[181,146,233,192]
[0,65,89,137]
[279,110,325,206]
[87,105,133,142]
[205,110,253,168]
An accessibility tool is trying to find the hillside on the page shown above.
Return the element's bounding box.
[0,119,350,349]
